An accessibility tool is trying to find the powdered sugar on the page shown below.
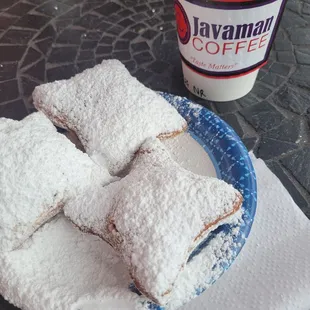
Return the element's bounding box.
[162,132,217,177]
[0,132,244,310]
[33,59,187,175]
[0,213,243,310]
[64,138,242,305]
[170,210,243,310]
[0,118,16,130]
[0,214,243,310]
[0,215,145,310]
[0,112,112,251]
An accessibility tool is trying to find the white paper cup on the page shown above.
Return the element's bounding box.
[182,61,259,102]
[174,0,287,102]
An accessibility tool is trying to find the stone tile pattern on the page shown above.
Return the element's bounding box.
[0,0,310,306]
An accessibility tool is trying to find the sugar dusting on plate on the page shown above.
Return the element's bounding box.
[0,133,244,310]
[162,133,217,178]
[169,210,242,310]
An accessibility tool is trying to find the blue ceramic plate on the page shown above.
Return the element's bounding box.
[134,93,257,309]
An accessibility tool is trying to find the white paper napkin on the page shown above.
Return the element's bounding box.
[182,154,310,310]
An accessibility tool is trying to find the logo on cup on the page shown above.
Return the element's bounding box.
[174,0,191,45]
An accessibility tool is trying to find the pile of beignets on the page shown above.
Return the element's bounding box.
[0,59,242,306]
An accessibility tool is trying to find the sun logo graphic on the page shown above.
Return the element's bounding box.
[174,0,191,45]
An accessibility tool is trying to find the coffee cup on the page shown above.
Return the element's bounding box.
[174,0,288,102]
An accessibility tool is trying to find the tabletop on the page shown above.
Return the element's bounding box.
[0,0,309,308]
